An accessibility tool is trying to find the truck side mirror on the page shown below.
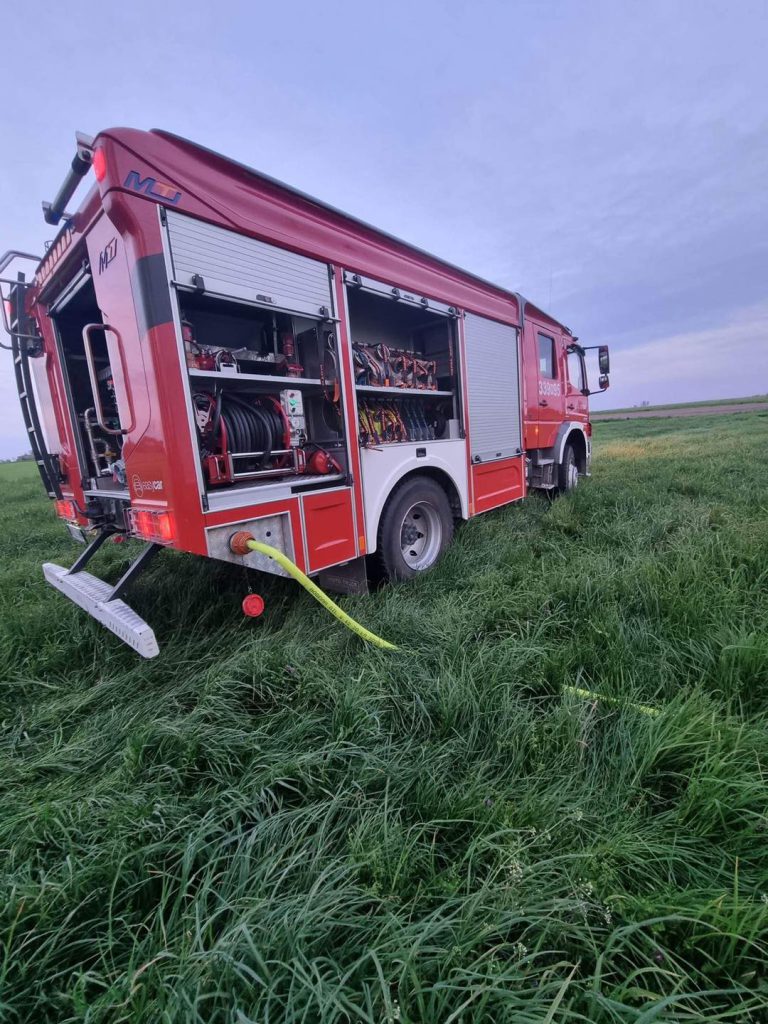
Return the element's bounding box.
[599,373,609,391]
[598,346,610,375]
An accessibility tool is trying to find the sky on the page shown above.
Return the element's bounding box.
[1,0,766,457]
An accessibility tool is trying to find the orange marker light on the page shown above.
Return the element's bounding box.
[54,498,77,520]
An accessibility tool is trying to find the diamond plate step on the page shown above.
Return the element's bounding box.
[43,563,159,658]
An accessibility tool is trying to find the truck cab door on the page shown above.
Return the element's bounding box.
[534,329,565,449]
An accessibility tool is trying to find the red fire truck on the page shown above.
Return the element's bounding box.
[1,129,609,657]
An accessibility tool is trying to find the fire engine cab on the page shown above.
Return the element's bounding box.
[1,129,610,657]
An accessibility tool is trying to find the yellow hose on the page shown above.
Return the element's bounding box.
[562,684,660,717]
[240,537,660,714]
[245,538,398,651]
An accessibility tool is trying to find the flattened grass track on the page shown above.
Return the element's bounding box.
[1,411,768,1022]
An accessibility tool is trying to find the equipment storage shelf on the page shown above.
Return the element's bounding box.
[189,370,323,388]
[355,385,453,397]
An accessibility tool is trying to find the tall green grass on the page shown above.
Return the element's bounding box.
[1,411,767,1022]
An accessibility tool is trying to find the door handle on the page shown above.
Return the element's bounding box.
[539,399,548,407]
[567,403,575,411]
[81,322,135,435]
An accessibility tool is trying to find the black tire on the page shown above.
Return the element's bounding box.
[378,476,454,581]
[558,442,579,492]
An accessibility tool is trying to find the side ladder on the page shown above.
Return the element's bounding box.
[0,251,62,500]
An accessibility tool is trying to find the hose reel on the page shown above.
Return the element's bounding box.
[194,389,341,486]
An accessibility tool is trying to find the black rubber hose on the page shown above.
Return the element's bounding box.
[242,405,259,451]
[262,403,283,444]
[221,405,237,450]
[215,394,289,474]
[221,408,239,452]
[226,395,276,467]
[249,405,274,466]
[230,401,257,454]
[229,406,247,453]
[231,405,250,452]
[210,389,222,443]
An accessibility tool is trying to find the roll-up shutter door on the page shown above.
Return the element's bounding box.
[166,210,332,318]
[464,313,522,463]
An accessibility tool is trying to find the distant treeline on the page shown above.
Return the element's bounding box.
[0,451,34,464]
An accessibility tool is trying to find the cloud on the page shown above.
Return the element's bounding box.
[0,0,766,451]
[591,303,768,408]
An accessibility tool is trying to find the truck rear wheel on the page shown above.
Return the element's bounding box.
[558,442,580,492]
[378,476,454,581]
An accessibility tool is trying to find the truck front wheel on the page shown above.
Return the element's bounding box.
[558,442,580,492]
[378,477,454,581]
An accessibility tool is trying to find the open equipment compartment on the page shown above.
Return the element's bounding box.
[344,272,461,447]
[176,289,349,493]
[163,208,350,497]
[49,269,129,494]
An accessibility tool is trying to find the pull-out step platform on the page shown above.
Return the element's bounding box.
[43,562,160,658]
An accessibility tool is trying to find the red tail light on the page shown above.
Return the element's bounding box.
[92,147,107,182]
[128,508,175,545]
[54,498,77,520]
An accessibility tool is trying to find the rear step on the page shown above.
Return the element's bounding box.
[42,536,162,658]
[43,564,160,658]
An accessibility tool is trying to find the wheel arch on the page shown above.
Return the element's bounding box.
[564,428,588,473]
[366,464,465,555]
[553,421,589,473]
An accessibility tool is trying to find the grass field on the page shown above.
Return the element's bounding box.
[598,394,768,415]
[1,411,768,1022]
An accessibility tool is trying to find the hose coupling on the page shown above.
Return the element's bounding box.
[230,530,255,556]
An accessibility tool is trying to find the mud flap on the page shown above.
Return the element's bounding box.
[317,555,370,595]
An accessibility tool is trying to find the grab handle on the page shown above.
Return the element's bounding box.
[0,250,41,276]
[81,323,135,435]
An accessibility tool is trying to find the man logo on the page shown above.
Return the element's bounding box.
[124,170,182,205]
[98,237,118,274]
